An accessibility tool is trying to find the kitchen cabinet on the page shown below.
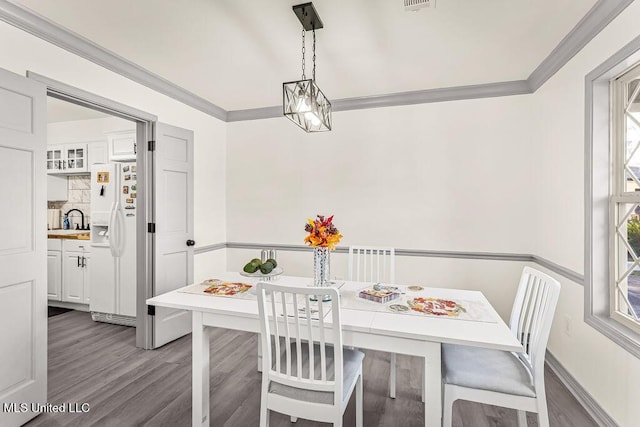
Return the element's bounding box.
[46,143,88,174]
[48,238,91,305]
[62,240,91,303]
[107,130,136,161]
[88,140,108,166]
[47,250,62,301]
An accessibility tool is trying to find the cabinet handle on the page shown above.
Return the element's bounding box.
[82,257,86,268]
[77,255,80,267]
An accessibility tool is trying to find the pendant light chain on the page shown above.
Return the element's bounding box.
[301,28,306,80]
[312,27,316,82]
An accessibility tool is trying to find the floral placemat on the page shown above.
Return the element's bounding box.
[179,279,256,299]
[341,285,497,323]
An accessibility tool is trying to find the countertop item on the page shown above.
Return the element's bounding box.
[47,230,90,240]
[47,209,61,230]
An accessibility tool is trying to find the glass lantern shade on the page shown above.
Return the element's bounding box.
[283,79,332,132]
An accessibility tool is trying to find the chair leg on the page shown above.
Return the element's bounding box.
[421,365,425,403]
[442,385,454,427]
[257,335,263,373]
[537,397,550,427]
[517,410,527,427]
[390,353,397,399]
[260,407,269,427]
[260,375,269,427]
[356,373,363,427]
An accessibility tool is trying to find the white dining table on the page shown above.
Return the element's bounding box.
[147,273,522,427]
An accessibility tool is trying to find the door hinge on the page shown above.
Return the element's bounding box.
[147,305,155,316]
[148,222,156,233]
[148,140,155,151]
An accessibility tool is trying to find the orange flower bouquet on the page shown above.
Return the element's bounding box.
[304,215,342,292]
[304,215,343,249]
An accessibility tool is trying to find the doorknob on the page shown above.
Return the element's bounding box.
[186,240,195,247]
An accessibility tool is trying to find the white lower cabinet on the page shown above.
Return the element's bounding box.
[63,251,85,303]
[48,239,91,305]
[47,250,62,301]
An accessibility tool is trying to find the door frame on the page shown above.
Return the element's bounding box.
[27,71,157,349]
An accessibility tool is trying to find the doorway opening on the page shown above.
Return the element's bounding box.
[30,71,157,349]
[46,97,139,327]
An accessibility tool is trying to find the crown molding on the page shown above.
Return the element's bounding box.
[0,0,633,122]
[228,80,531,121]
[0,0,227,121]
[528,0,635,91]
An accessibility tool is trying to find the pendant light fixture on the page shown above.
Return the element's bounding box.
[283,2,332,132]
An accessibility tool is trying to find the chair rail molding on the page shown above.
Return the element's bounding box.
[0,0,634,121]
[219,242,584,286]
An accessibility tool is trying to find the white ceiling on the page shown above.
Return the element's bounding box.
[17,0,597,111]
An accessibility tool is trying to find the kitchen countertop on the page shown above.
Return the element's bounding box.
[47,230,91,240]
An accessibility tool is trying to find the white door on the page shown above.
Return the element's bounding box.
[0,68,47,426]
[153,123,194,347]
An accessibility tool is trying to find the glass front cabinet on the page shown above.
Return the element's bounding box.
[46,143,88,174]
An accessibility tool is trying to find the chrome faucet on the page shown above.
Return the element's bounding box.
[65,209,86,230]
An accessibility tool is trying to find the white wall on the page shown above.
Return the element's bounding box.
[0,21,227,268]
[227,95,537,256]
[47,116,134,144]
[531,2,640,425]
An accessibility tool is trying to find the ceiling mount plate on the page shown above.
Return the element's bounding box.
[292,3,324,31]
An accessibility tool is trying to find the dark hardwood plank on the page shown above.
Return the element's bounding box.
[25,310,598,427]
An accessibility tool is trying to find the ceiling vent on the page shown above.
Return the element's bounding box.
[404,0,435,11]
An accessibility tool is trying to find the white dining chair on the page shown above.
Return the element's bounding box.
[347,245,398,398]
[256,282,364,427]
[441,266,561,427]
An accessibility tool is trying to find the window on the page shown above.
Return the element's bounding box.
[586,36,640,359]
[611,63,640,333]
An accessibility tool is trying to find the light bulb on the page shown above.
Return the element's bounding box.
[305,112,321,126]
[295,94,312,113]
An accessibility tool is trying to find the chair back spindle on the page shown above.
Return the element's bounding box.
[348,246,395,283]
[256,282,343,406]
[508,267,560,387]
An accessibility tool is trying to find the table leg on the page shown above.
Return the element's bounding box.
[423,343,442,427]
[192,311,210,427]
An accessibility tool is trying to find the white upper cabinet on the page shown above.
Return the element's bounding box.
[64,143,88,173]
[46,143,88,174]
[88,140,108,166]
[107,130,136,161]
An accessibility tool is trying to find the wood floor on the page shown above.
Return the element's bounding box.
[25,310,597,427]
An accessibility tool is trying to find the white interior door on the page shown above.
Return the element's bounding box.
[0,68,47,426]
[153,123,194,348]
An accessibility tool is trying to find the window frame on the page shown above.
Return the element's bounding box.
[586,35,640,359]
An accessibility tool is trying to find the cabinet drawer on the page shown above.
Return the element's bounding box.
[47,238,62,251]
[63,240,91,253]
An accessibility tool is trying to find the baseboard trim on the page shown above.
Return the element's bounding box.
[546,351,618,427]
